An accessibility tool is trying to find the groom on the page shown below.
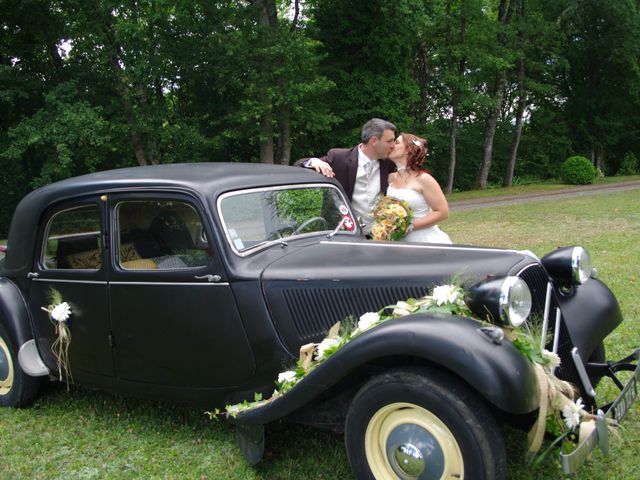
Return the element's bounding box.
[295,118,397,234]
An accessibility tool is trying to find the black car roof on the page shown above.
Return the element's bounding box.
[2,162,332,275]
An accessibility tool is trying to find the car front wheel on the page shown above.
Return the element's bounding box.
[345,367,506,480]
[0,323,40,407]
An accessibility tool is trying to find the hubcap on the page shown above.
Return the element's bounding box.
[365,402,464,480]
[393,442,426,477]
[0,336,14,396]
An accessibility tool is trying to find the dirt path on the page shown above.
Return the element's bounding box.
[448,180,640,211]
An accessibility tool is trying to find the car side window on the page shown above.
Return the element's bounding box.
[116,200,211,270]
[43,205,102,270]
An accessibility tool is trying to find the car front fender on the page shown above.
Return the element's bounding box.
[558,278,623,362]
[234,313,539,425]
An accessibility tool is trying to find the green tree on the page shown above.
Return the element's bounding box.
[418,0,491,193]
[562,0,640,173]
[309,0,422,149]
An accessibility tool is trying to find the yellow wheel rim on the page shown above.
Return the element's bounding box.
[0,336,14,396]
[364,402,464,480]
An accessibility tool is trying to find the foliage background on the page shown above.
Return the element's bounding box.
[1,0,640,237]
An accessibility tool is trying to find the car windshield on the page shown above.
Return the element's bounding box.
[218,184,357,253]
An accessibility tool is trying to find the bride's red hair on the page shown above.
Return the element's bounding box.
[400,133,429,173]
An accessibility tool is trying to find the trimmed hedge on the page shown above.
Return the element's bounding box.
[560,156,596,184]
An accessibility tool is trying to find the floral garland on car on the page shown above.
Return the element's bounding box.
[41,288,73,388]
[370,196,413,241]
[212,283,618,462]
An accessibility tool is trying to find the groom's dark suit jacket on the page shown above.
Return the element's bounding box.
[294,146,395,200]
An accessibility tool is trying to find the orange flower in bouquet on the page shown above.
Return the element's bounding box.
[370,196,413,241]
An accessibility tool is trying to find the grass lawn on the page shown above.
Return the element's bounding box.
[1,187,639,479]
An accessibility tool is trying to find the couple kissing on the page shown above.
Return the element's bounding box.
[295,118,451,244]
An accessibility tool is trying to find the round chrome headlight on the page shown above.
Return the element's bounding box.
[541,246,593,286]
[466,276,532,328]
[499,277,532,327]
[572,247,592,284]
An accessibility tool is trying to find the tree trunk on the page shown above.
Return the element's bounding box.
[276,107,292,165]
[504,93,525,186]
[259,111,275,164]
[504,0,527,187]
[102,16,154,166]
[595,146,603,173]
[251,0,278,163]
[476,0,516,189]
[447,103,458,195]
[47,41,65,79]
[477,72,507,189]
[446,2,466,195]
[131,132,149,167]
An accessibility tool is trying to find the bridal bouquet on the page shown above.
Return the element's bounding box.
[370,196,413,241]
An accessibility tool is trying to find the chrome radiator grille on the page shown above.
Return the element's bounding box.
[517,263,592,407]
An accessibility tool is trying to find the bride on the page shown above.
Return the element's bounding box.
[387,133,452,244]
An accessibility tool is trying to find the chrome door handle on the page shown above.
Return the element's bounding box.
[194,274,221,282]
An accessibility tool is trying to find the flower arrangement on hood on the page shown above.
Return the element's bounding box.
[213,282,617,462]
[41,288,73,387]
[216,284,469,418]
[370,195,413,241]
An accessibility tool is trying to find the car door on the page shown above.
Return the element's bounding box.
[107,193,254,388]
[27,198,114,379]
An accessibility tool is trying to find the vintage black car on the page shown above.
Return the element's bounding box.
[0,163,637,479]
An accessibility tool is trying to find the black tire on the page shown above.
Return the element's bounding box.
[345,367,506,480]
[0,323,40,407]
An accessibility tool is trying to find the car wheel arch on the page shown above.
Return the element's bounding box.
[0,278,36,353]
[233,314,540,427]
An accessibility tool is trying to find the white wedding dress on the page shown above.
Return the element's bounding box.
[387,185,452,244]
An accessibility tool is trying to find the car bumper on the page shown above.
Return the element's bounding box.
[561,356,639,474]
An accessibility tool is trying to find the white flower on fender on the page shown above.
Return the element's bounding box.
[277,370,297,384]
[316,337,340,360]
[392,301,415,316]
[432,285,461,306]
[542,350,561,370]
[562,398,585,430]
[50,302,72,323]
[358,312,379,331]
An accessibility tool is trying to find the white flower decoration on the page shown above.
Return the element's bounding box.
[392,301,414,316]
[432,285,461,306]
[358,312,379,331]
[277,370,297,384]
[316,337,340,360]
[50,302,72,323]
[562,398,585,430]
[542,350,561,370]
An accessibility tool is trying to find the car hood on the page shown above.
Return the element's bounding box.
[262,238,537,355]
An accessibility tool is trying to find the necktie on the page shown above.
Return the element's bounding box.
[364,161,373,176]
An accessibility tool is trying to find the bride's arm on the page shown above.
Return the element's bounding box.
[411,174,449,230]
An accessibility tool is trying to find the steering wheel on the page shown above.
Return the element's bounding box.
[266,226,295,240]
[293,216,328,235]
